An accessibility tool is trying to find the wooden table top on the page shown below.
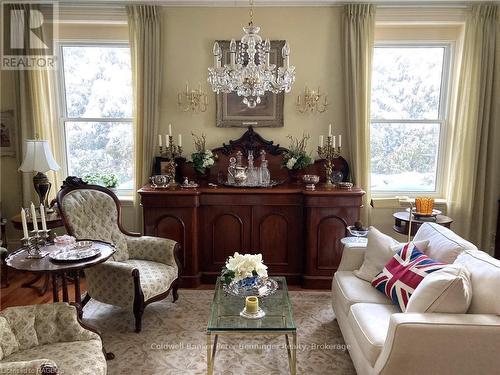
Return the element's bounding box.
[11,211,64,230]
[138,182,365,196]
[393,211,453,225]
[6,241,115,273]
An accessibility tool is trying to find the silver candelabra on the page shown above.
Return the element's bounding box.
[21,229,51,259]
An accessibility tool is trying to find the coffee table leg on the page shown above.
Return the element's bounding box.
[207,333,218,375]
[285,334,297,375]
[52,274,59,302]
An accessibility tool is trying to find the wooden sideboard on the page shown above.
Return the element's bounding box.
[139,184,364,289]
[139,127,364,289]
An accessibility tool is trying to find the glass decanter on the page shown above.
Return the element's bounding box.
[260,160,271,185]
[247,150,258,186]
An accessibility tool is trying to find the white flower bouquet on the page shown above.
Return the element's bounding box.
[191,132,216,174]
[221,252,268,285]
[282,134,313,170]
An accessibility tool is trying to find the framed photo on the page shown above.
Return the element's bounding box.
[216,40,285,128]
[1,111,16,157]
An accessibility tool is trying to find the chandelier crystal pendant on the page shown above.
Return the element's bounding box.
[207,0,296,108]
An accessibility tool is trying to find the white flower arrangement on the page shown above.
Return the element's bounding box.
[221,252,268,284]
[191,133,216,173]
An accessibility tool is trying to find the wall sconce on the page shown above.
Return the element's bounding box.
[296,86,328,113]
[178,82,208,113]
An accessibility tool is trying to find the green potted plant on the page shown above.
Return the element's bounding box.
[83,172,119,190]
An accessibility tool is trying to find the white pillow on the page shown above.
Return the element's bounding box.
[352,227,398,281]
[406,264,472,313]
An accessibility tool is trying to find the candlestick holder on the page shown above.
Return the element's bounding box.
[24,229,50,259]
[317,135,341,187]
[159,135,183,160]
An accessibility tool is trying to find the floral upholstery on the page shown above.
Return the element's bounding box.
[59,186,179,329]
[0,303,106,375]
[0,317,19,359]
[3,340,105,375]
[123,259,178,301]
[61,189,129,261]
[1,306,38,350]
[84,261,137,309]
[127,236,178,266]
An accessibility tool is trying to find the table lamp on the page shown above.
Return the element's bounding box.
[18,140,60,210]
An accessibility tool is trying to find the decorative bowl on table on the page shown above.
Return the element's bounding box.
[54,235,76,250]
[50,247,101,262]
[406,207,442,219]
[338,182,353,189]
[347,222,369,237]
[303,174,320,191]
[223,276,278,298]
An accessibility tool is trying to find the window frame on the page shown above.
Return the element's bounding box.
[370,41,454,197]
[56,41,135,196]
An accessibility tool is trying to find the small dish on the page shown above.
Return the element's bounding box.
[338,182,353,189]
[71,241,93,250]
[406,207,442,218]
[347,226,369,237]
[50,247,101,262]
[240,307,266,319]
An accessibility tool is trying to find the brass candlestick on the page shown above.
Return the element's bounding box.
[159,136,182,184]
[317,135,341,186]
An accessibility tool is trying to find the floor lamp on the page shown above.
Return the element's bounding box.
[18,140,60,211]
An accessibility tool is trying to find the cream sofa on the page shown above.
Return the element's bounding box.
[332,223,500,375]
[0,303,107,374]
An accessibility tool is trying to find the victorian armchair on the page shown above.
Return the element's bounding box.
[0,303,109,375]
[57,177,181,332]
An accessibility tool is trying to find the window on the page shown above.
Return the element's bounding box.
[370,45,451,194]
[58,44,134,191]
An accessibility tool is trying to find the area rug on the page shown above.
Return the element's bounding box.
[82,290,355,375]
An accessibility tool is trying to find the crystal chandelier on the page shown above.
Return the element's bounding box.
[207,0,296,108]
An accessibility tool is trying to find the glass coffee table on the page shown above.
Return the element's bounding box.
[207,276,297,375]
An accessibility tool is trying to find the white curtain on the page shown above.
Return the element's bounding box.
[127,5,162,195]
[343,4,376,224]
[446,4,499,253]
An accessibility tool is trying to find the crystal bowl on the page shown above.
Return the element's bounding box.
[303,174,320,190]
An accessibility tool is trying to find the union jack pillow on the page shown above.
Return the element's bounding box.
[371,242,446,311]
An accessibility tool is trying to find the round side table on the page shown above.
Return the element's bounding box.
[6,240,115,304]
[393,212,453,237]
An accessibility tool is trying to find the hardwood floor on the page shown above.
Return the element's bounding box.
[0,270,86,309]
[1,270,320,310]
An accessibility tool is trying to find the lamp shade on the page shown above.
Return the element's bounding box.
[18,140,60,173]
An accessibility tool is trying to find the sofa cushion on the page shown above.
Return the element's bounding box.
[0,317,19,359]
[0,306,38,350]
[406,264,472,313]
[353,227,399,282]
[2,339,106,375]
[454,250,500,314]
[333,271,393,317]
[372,243,446,311]
[413,222,477,263]
[348,303,400,366]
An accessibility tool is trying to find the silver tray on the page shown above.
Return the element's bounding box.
[223,277,279,297]
[50,247,101,262]
[221,180,283,188]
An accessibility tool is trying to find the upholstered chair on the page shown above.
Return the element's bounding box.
[0,303,109,375]
[57,177,181,332]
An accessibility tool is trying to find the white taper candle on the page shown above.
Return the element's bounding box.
[158,134,162,147]
[338,134,342,148]
[178,134,182,147]
[21,208,29,238]
[30,202,38,231]
[328,124,332,136]
[40,204,47,231]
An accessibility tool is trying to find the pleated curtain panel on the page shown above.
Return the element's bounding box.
[342,4,376,225]
[446,4,500,253]
[127,5,162,202]
[10,4,63,205]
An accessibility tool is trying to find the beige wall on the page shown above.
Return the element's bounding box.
[160,7,346,157]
